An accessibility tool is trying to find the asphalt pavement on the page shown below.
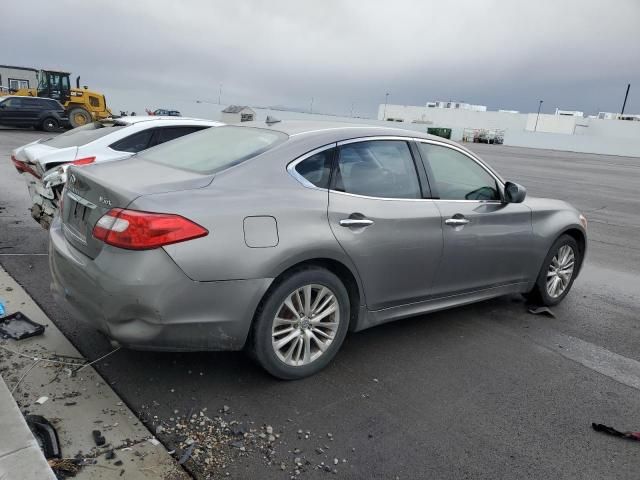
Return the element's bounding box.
[1,129,639,479]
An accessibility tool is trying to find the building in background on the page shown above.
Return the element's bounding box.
[426,100,487,112]
[555,108,584,117]
[221,105,256,123]
[0,65,38,93]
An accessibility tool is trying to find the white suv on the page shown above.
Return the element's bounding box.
[11,116,223,229]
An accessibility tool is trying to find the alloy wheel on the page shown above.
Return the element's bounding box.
[546,244,575,298]
[271,284,340,366]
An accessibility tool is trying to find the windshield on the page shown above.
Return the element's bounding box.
[139,126,288,174]
[42,122,127,148]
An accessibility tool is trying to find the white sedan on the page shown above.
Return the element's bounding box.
[11,116,223,229]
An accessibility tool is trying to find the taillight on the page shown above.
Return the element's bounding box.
[92,208,208,250]
[71,156,96,166]
[11,155,41,179]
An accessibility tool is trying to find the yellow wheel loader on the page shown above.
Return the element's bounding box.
[13,70,112,128]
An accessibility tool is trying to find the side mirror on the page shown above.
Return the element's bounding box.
[504,181,526,203]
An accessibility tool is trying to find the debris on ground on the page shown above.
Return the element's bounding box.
[527,305,556,318]
[48,458,81,477]
[0,312,45,340]
[35,395,49,405]
[92,429,106,447]
[592,423,640,442]
[25,414,61,459]
[0,300,5,317]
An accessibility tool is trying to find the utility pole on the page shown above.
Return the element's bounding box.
[382,92,390,120]
[534,100,543,132]
[620,83,631,116]
[218,83,222,104]
[310,97,314,114]
[350,102,355,117]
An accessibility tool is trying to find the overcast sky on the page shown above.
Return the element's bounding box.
[5,0,640,117]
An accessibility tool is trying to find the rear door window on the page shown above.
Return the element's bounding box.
[139,125,287,174]
[110,130,155,153]
[333,140,421,199]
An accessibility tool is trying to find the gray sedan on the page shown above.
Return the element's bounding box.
[49,121,587,379]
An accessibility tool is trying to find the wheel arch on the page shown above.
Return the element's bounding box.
[558,226,587,273]
[253,257,364,337]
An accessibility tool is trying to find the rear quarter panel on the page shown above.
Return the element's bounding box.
[128,141,359,284]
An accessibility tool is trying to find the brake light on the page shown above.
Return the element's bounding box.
[92,208,208,250]
[11,155,41,179]
[71,156,96,166]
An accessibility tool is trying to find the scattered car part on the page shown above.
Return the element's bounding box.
[25,414,61,459]
[592,423,640,442]
[0,312,45,340]
[527,305,556,318]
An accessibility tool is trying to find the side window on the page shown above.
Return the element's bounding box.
[294,148,334,188]
[46,100,61,110]
[151,126,208,147]
[334,140,421,199]
[418,143,499,201]
[4,98,23,107]
[110,130,154,153]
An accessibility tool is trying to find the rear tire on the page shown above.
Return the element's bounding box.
[527,234,580,307]
[251,267,350,380]
[68,107,92,128]
[41,117,59,132]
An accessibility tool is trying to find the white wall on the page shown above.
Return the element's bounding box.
[504,130,640,157]
[525,114,577,134]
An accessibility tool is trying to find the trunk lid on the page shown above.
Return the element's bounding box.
[61,157,214,258]
[23,144,79,176]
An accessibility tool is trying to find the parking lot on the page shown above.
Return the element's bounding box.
[1,129,639,479]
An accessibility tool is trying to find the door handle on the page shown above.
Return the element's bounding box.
[445,217,470,226]
[340,218,374,228]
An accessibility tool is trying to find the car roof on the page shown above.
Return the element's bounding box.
[113,116,223,126]
[238,119,460,147]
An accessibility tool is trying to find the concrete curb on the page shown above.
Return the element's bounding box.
[0,375,57,480]
[0,264,190,479]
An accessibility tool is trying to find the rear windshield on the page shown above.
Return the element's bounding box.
[139,125,288,174]
[42,122,126,148]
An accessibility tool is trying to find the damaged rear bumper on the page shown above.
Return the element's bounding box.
[49,217,272,351]
[25,175,59,230]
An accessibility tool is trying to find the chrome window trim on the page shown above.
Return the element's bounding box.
[287,135,507,204]
[286,142,337,190]
[66,191,97,209]
[329,189,437,203]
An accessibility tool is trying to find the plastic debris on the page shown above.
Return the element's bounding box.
[0,301,5,317]
[178,443,196,464]
[527,305,556,318]
[148,437,160,446]
[0,312,45,340]
[92,429,106,446]
[35,396,49,405]
[26,415,61,459]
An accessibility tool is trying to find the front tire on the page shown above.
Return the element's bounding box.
[251,267,350,380]
[68,107,92,128]
[41,117,59,132]
[528,234,580,306]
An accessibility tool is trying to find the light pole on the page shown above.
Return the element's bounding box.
[534,100,543,132]
[218,83,222,105]
[620,83,631,116]
[382,92,390,120]
[310,97,314,114]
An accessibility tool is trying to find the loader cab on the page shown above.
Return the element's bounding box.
[37,70,71,104]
